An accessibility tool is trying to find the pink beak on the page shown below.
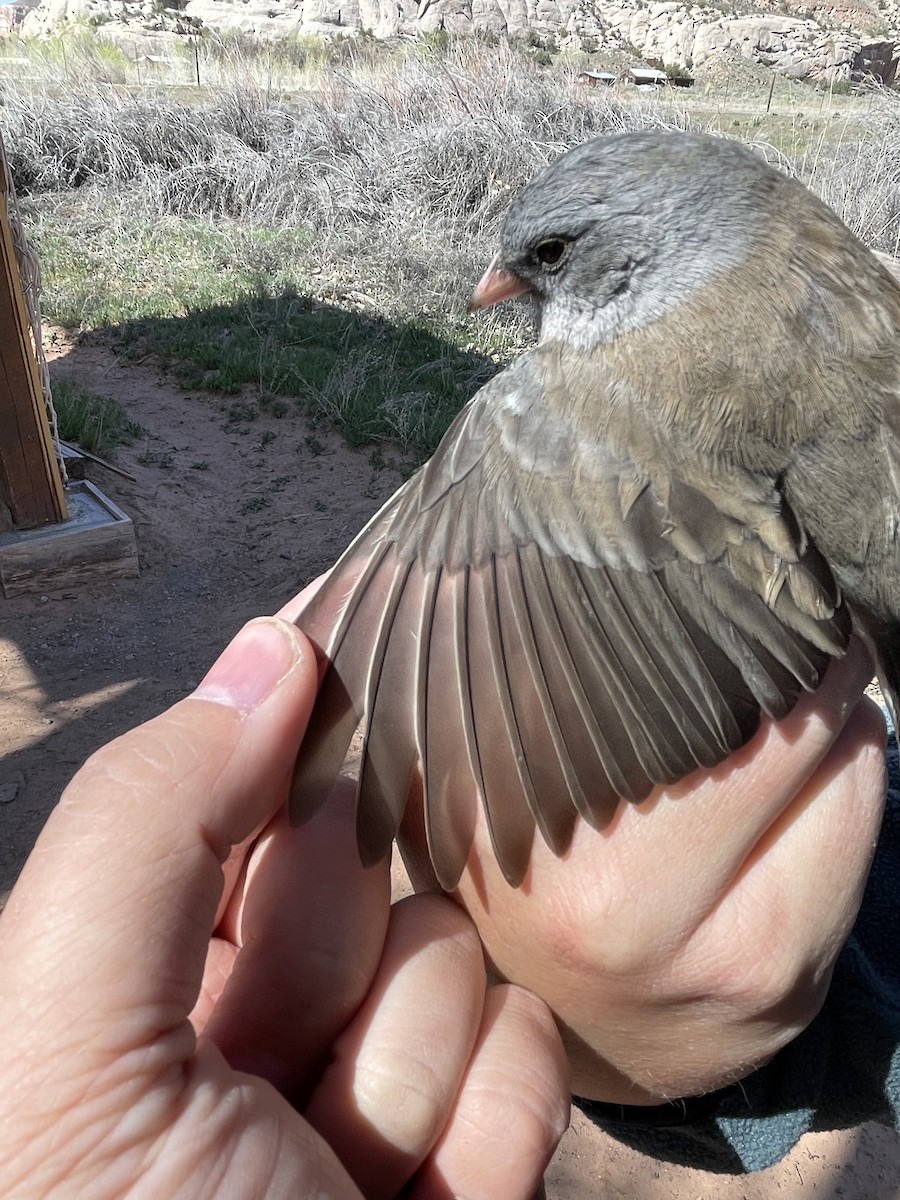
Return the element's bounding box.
[468,256,530,312]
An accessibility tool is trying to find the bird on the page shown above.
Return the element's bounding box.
[289,129,900,892]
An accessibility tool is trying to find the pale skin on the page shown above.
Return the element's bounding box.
[0,604,569,1200]
[0,585,886,1199]
[399,636,888,1104]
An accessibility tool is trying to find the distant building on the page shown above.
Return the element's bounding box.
[626,67,669,86]
[579,70,617,87]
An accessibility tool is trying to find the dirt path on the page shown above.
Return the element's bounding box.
[1,329,898,1197]
[0,326,405,892]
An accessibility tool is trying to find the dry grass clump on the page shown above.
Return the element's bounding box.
[6,34,900,455]
[3,40,687,315]
[4,85,291,196]
[7,97,224,192]
[0,39,678,452]
[802,123,900,258]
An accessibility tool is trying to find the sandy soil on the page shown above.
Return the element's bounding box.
[1,328,899,1197]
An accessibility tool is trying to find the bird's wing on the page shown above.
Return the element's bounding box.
[291,351,850,889]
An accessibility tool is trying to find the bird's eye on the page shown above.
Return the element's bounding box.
[531,237,570,270]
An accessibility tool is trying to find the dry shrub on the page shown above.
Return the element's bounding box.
[2,43,684,260]
[7,38,900,331]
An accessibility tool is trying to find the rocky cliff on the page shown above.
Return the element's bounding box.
[19,0,900,85]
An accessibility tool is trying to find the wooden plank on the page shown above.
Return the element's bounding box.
[0,157,67,529]
[0,480,138,597]
[0,525,139,595]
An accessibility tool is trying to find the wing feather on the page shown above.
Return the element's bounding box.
[513,544,625,829]
[355,558,419,865]
[464,559,539,885]
[581,564,742,763]
[494,552,580,851]
[290,348,850,885]
[419,566,481,889]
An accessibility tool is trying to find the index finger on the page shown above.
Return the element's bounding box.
[609,635,880,898]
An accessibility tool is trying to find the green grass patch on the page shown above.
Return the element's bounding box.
[52,379,144,456]
[25,202,318,329]
[114,288,499,457]
[27,201,512,460]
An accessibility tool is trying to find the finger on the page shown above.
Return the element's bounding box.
[203,782,391,1104]
[305,894,487,1200]
[591,635,878,905]
[275,571,329,623]
[408,985,570,1200]
[714,696,887,1017]
[452,637,877,960]
[0,618,318,1063]
[656,633,874,827]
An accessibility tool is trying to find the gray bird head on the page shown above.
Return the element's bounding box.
[473,132,784,347]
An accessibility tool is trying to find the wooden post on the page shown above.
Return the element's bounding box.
[0,163,67,530]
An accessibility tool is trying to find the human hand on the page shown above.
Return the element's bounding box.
[399,637,887,1105]
[0,613,569,1199]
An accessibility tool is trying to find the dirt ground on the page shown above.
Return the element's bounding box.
[2,328,899,1197]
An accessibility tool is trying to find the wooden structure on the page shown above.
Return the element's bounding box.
[579,70,617,87]
[0,480,137,597]
[0,137,138,597]
[626,66,670,86]
[0,163,67,531]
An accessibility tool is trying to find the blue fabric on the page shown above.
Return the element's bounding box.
[575,719,900,1172]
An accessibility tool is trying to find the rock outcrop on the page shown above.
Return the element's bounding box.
[18,0,900,85]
